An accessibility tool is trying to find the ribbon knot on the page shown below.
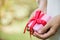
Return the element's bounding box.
[24,10,47,37]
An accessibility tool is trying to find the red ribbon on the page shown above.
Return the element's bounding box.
[24,10,47,37]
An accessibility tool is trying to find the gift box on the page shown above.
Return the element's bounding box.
[24,10,51,37]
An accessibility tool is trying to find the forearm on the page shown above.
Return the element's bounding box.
[36,0,47,12]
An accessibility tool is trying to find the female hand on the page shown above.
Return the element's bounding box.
[33,15,60,39]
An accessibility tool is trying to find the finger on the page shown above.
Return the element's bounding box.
[52,24,59,31]
[33,32,47,40]
[29,8,40,19]
[39,25,57,39]
[33,32,43,39]
[38,22,51,34]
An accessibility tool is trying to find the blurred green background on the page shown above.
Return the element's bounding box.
[0,0,41,40]
[0,18,40,40]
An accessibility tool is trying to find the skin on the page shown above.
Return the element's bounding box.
[30,9,60,40]
[28,0,60,40]
[33,15,60,39]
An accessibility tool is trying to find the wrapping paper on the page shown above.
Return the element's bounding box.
[24,10,51,37]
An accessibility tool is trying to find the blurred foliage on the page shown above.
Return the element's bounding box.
[0,18,40,40]
[0,0,40,40]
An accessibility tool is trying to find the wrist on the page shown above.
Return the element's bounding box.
[36,0,47,13]
[38,7,47,14]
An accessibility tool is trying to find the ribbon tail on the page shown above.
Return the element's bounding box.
[30,20,36,37]
[23,18,33,33]
[23,23,28,33]
[24,26,26,33]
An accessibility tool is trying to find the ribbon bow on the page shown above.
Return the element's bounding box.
[24,10,47,37]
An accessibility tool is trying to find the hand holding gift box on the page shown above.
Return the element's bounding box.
[24,10,51,37]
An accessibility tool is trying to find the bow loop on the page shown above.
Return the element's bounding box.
[24,10,46,37]
[35,10,41,18]
[40,20,47,26]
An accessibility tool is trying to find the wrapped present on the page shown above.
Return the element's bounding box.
[24,10,51,37]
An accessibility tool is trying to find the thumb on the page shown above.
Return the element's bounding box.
[29,8,40,19]
[38,22,51,34]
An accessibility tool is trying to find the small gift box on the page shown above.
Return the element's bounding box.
[24,10,51,37]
